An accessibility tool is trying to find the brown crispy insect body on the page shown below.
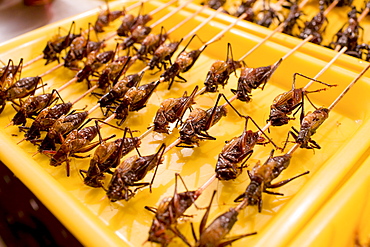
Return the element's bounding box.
[76,50,115,83]
[137,32,168,60]
[298,10,327,44]
[268,87,303,126]
[291,107,329,149]
[216,129,266,181]
[203,43,243,93]
[97,55,131,91]
[234,150,308,212]
[197,208,239,247]
[12,93,54,126]
[42,22,80,65]
[81,136,141,188]
[234,0,256,21]
[148,40,182,70]
[6,76,41,101]
[161,46,205,90]
[282,3,304,36]
[146,173,200,246]
[178,105,227,147]
[0,59,23,114]
[330,6,362,52]
[98,72,142,109]
[23,102,73,141]
[50,124,100,167]
[113,80,160,125]
[231,59,282,102]
[94,7,124,33]
[153,86,198,134]
[191,191,257,247]
[107,144,165,202]
[39,111,88,151]
[120,25,152,51]
[268,73,335,126]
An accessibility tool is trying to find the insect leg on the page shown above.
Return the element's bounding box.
[266,171,310,189]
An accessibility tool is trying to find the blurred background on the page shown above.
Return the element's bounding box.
[0,1,109,246]
[0,0,107,42]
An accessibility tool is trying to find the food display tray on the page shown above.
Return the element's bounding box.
[0,0,370,246]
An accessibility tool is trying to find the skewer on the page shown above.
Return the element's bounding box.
[148,0,195,29]
[166,5,207,35]
[201,12,248,50]
[182,7,223,41]
[358,2,370,22]
[323,0,339,16]
[38,63,65,77]
[302,46,347,91]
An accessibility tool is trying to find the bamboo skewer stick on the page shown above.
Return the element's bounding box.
[182,7,223,41]
[148,0,194,29]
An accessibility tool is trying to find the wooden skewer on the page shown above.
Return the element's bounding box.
[146,0,178,16]
[302,46,347,91]
[182,7,223,41]
[323,0,339,16]
[38,63,64,77]
[358,3,370,22]
[149,0,195,29]
[201,12,248,50]
[166,4,207,35]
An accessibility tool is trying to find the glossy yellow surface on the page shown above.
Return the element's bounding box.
[0,1,369,246]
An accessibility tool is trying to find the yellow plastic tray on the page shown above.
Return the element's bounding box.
[0,1,370,246]
[288,152,370,247]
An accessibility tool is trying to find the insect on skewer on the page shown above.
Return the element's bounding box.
[266,46,347,128]
[104,0,179,40]
[21,0,146,68]
[182,190,257,247]
[233,64,370,214]
[142,27,317,148]
[100,13,249,127]
[237,0,342,62]
[333,5,367,52]
[286,63,370,155]
[161,12,249,90]
[129,1,207,69]
[158,44,351,209]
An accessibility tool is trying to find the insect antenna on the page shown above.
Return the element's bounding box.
[199,190,217,236]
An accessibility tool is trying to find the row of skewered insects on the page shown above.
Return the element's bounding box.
[203,0,370,61]
[1,0,368,246]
